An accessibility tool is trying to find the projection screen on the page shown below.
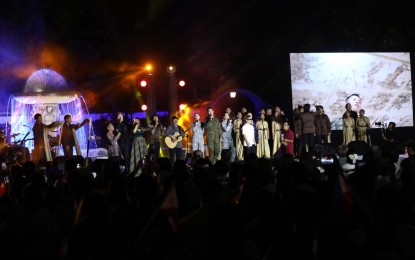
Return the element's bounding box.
[290,52,413,130]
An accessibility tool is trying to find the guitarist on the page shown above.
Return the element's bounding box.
[165,116,185,162]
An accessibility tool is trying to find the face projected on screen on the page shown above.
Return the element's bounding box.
[346,94,361,112]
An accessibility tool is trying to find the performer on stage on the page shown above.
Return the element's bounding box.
[61,114,90,158]
[191,113,205,157]
[225,107,236,121]
[204,107,222,164]
[356,109,371,145]
[32,113,62,163]
[314,105,331,145]
[282,121,294,156]
[294,105,304,158]
[105,121,121,162]
[265,108,274,150]
[114,112,131,172]
[343,110,355,146]
[299,104,316,154]
[0,129,9,163]
[233,111,244,161]
[0,129,8,151]
[148,115,165,161]
[225,107,236,161]
[256,113,270,158]
[382,122,396,150]
[130,118,148,174]
[165,116,185,162]
[242,115,256,158]
[272,108,284,157]
[343,103,358,120]
[221,112,234,162]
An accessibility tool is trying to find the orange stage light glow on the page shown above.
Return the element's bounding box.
[178,106,191,132]
[83,90,98,108]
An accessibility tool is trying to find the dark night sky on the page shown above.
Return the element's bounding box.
[1,0,415,113]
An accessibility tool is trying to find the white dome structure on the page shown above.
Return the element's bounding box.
[7,68,95,160]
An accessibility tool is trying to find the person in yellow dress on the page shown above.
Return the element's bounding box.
[272,109,284,157]
[356,109,371,145]
[256,113,271,158]
[343,110,355,146]
[233,111,244,161]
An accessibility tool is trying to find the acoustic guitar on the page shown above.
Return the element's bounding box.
[165,132,183,149]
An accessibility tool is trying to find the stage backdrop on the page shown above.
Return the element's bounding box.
[290,53,413,130]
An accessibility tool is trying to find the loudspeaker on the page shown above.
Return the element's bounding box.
[347,141,370,155]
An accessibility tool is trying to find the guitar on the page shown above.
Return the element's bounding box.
[165,132,183,149]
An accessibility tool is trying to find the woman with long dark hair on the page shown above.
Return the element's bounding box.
[130,118,148,173]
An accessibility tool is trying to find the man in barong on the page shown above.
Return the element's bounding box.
[61,114,90,158]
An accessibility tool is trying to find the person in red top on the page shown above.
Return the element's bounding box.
[282,121,294,156]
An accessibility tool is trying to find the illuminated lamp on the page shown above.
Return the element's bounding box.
[167,65,176,73]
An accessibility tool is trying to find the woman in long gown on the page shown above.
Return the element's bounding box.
[356,109,371,145]
[343,111,355,146]
[256,113,271,158]
[233,112,244,161]
[272,112,283,157]
[130,118,148,173]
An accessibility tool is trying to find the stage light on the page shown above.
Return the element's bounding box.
[179,80,185,87]
[167,65,176,73]
[230,91,237,98]
[140,80,147,87]
[179,104,186,110]
[145,65,152,71]
[141,104,148,111]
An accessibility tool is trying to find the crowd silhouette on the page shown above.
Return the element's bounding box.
[1,140,415,260]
